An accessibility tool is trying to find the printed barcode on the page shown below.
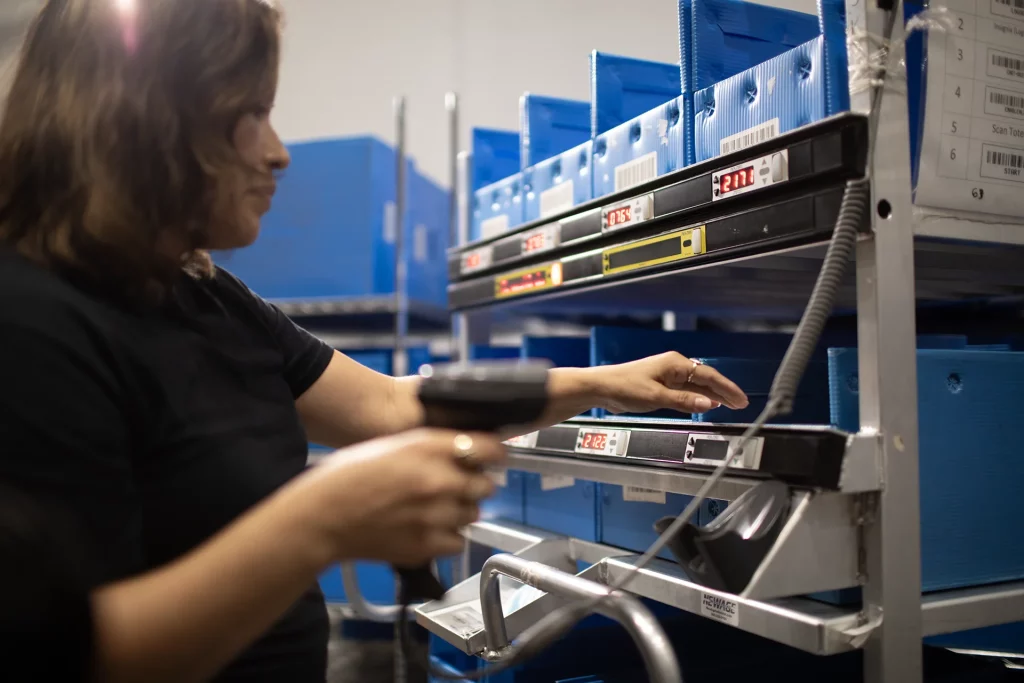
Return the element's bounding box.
[719,118,780,156]
[996,0,1024,10]
[981,144,1024,182]
[990,90,1024,109]
[986,149,1024,168]
[992,53,1024,72]
[614,151,658,192]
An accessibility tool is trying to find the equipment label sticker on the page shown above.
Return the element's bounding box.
[540,475,575,491]
[432,603,484,637]
[719,118,780,156]
[700,593,740,626]
[622,487,667,504]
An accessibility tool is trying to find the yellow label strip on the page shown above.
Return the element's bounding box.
[601,226,705,276]
[494,262,564,299]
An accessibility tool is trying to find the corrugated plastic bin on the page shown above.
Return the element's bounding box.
[590,52,683,137]
[680,0,820,92]
[694,36,828,163]
[592,95,692,200]
[523,140,593,223]
[601,487,695,560]
[830,348,1024,592]
[519,94,592,170]
[472,173,524,242]
[524,473,601,542]
[214,136,408,300]
[472,128,521,192]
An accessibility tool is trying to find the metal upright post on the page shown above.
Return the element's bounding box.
[446,92,459,249]
[393,96,409,377]
[852,5,924,682]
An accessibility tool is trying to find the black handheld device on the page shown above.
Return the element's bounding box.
[397,360,551,602]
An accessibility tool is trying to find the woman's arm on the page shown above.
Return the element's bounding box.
[91,430,504,683]
[298,350,750,448]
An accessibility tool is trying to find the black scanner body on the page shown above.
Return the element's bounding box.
[400,361,551,602]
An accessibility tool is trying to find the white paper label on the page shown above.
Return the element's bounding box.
[539,180,575,218]
[915,0,1024,218]
[480,214,509,239]
[719,118,780,156]
[540,475,575,491]
[700,593,740,626]
[614,151,659,192]
[383,201,397,243]
[504,432,539,449]
[622,486,667,504]
[432,603,485,637]
[413,224,428,262]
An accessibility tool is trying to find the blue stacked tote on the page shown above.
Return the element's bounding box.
[829,348,1024,594]
[519,94,592,169]
[216,136,400,300]
[680,0,821,93]
[214,136,449,305]
[522,140,594,223]
[694,36,829,162]
[471,128,521,191]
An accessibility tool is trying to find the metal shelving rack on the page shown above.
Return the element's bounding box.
[419,1,1024,681]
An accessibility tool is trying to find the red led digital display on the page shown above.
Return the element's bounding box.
[606,205,632,228]
[464,252,483,270]
[719,166,755,195]
[580,432,609,451]
[523,232,547,253]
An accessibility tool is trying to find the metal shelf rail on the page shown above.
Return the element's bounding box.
[418,0,1024,681]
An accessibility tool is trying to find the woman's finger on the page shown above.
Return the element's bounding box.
[663,389,717,414]
[672,360,748,409]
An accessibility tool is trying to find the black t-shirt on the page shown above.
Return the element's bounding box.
[0,249,334,682]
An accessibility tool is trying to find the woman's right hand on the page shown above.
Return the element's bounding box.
[295,429,506,568]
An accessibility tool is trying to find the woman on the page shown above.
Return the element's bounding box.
[0,1,748,682]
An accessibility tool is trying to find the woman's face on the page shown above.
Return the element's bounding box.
[208,109,291,250]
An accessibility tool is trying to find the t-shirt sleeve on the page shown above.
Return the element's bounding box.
[0,302,143,585]
[214,268,334,398]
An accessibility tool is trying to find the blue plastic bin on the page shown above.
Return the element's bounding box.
[472,173,524,242]
[523,140,593,222]
[472,128,521,192]
[214,136,409,300]
[590,52,683,137]
[694,36,828,163]
[830,348,1024,592]
[519,94,591,170]
[593,96,691,200]
[680,0,820,92]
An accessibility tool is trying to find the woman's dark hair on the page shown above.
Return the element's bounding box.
[0,0,282,300]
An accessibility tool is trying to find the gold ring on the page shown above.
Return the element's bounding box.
[686,358,703,385]
[453,434,476,464]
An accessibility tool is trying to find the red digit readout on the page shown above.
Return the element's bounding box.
[464,252,482,269]
[720,166,755,195]
[606,206,632,228]
[581,433,608,450]
[524,233,546,252]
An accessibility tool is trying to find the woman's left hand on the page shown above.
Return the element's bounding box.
[544,352,749,424]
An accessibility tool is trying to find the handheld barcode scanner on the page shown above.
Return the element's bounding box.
[398,360,552,602]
